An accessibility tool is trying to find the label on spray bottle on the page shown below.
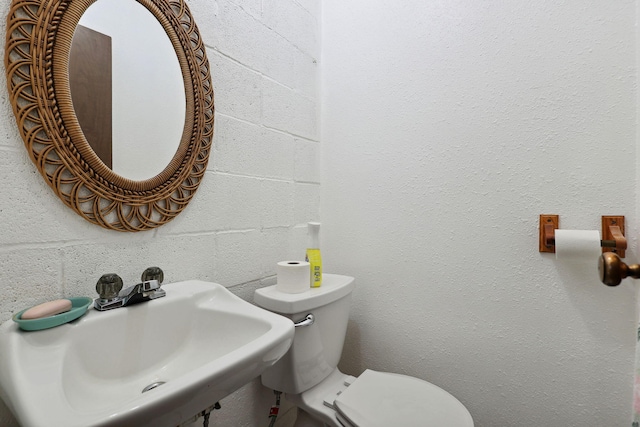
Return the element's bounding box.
[306,222,322,287]
[306,248,322,287]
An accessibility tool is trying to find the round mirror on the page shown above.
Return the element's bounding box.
[5,0,214,232]
[70,0,186,181]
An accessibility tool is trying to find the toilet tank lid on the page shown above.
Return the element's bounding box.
[254,274,355,314]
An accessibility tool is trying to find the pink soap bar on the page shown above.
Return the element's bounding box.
[21,299,72,320]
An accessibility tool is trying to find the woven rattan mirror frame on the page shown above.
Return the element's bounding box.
[5,0,214,231]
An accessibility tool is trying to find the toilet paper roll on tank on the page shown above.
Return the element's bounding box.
[554,229,602,261]
[276,261,311,294]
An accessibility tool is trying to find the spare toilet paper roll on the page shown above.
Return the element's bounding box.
[276,261,311,294]
[555,229,601,261]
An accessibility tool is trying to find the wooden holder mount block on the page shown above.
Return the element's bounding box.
[539,214,559,253]
[602,215,626,258]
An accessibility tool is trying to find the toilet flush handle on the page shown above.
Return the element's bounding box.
[294,314,315,328]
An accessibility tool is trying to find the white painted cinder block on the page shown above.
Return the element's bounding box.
[158,172,263,234]
[222,1,268,61]
[260,33,297,89]
[259,128,296,180]
[214,114,295,180]
[294,139,320,183]
[0,248,63,322]
[62,241,155,296]
[235,0,263,20]
[213,114,264,174]
[260,226,297,276]
[62,234,218,299]
[294,182,320,225]
[215,230,264,286]
[0,149,96,245]
[260,179,295,228]
[207,0,295,84]
[210,51,263,124]
[208,173,264,231]
[293,50,318,100]
[291,223,312,256]
[294,0,320,19]
[262,78,318,140]
[262,0,319,58]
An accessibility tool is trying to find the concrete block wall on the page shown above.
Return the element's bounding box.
[0,0,319,425]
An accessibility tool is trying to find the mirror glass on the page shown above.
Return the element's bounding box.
[70,0,186,181]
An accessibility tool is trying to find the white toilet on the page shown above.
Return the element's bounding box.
[254,274,474,427]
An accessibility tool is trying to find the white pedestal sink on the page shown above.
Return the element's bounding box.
[0,280,294,427]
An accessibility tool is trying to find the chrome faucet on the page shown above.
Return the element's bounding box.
[94,267,166,311]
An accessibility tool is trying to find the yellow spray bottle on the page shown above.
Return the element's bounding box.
[305,222,322,287]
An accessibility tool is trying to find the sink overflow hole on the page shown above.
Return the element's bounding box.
[142,381,166,393]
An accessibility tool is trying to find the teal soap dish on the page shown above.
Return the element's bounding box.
[12,297,93,331]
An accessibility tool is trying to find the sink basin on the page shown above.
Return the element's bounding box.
[0,280,294,427]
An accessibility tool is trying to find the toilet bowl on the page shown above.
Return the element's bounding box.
[254,274,473,427]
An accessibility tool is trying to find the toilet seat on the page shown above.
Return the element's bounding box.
[332,370,474,427]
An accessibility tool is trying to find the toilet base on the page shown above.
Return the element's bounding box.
[292,408,325,427]
[286,369,355,427]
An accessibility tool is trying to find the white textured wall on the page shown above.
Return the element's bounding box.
[0,0,319,425]
[321,1,637,427]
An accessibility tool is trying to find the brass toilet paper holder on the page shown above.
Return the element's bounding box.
[598,252,640,287]
[538,215,632,287]
[539,215,627,256]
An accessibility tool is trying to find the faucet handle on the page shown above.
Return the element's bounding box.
[141,267,164,285]
[96,274,124,300]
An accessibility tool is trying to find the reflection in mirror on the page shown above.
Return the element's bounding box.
[70,25,113,168]
[70,0,186,181]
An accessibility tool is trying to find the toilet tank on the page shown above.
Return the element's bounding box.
[254,274,355,394]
